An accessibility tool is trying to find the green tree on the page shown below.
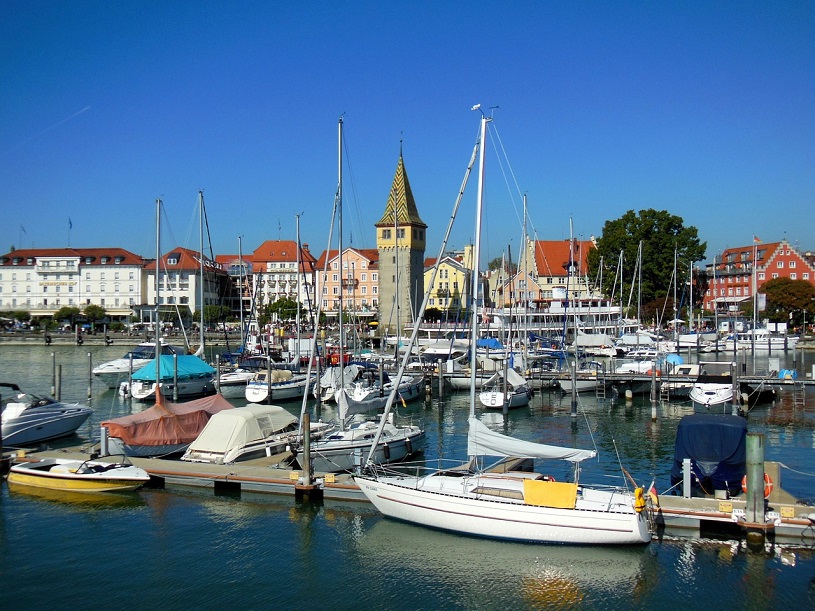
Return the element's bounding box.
[54,306,82,326]
[199,305,231,324]
[586,209,706,311]
[84,304,106,323]
[759,278,815,325]
[258,297,304,327]
[11,310,31,323]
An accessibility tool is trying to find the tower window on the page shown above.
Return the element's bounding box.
[382,229,391,239]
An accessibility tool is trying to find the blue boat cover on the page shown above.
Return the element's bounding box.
[131,355,215,381]
[476,337,503,350]
[670,414,747,495]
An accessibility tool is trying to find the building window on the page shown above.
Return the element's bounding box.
[397,228,405,239]
[803,273,810,280]
[777,261,784,268]
[86,272,91,280]
[772,273,779,279]
[791,273,797,280]
[789,261,796,268]
[382,229,391,239]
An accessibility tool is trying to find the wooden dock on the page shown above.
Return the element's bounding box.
[6,444,814,548]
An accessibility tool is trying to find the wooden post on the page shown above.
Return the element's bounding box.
[744,432,767,550]
[87,352,93,401]
[731,361,740,416]
[215,355,221,393]
[294,412,323,501]
[57,364,62,401]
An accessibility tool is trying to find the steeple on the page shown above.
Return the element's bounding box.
[376,154,427,229]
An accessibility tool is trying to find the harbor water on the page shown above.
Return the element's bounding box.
[2,343,815,609]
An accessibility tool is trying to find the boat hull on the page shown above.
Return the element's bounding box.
[2,405,92,447]
[301,426,424,473]
[354,475,650,545]
[8,458,149,493]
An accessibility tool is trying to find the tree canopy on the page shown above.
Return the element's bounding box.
[759,278,815,326]
[586,209,706,317]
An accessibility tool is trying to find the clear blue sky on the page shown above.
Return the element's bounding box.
[2,1,813,266]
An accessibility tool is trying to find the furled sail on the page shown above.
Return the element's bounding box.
[467,417,596,462]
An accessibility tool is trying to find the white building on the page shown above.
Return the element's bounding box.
[0,247,146,323]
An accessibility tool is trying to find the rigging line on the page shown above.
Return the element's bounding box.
[487,123,525,232]
[341,124,369,251]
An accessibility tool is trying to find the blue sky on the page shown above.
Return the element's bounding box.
[2,1,813,266]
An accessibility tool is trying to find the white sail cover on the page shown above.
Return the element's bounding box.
[466,417,596,462]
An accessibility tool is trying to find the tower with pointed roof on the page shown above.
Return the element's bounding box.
[376,151,427,334]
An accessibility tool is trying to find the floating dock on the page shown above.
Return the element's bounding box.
[5,444,814,548]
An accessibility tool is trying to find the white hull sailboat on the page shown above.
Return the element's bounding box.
[245,369,315,403]
[478,367,533,409]
[355,112,651,546]
[355,418,650,545]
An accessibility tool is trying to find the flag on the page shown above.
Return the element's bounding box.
[20,225,26,234]
[753,235,761,244]
[69,217,73,229]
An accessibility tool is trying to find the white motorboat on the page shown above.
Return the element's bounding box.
[478,367,532,409]
[92,340,187,388]
[1,383,92,447]
[557,361,607,393]
[214,368,256,399]
[181,403,334,464]
[355,417,651,545]
[689,367,735,412]
[8,456,150,493]
[244,369,315,403]
[297,417,424,473]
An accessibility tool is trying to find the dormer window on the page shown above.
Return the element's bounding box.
[101,257,109,264]
[168,256,179,265]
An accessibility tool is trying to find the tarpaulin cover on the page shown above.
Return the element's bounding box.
[670,414,747,494]
[101,393,233,447]
[131,355,215,381]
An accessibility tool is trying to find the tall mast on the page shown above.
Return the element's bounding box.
[295,213,302,366]
[154,198,161,394]
[198,190,205,355]
[337,116,344,372]
[238,235,244,352]
[469,112,488,419]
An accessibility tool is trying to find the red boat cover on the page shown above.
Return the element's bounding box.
[101,392,233,447]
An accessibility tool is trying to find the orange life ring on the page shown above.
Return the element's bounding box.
[741,473,773,499]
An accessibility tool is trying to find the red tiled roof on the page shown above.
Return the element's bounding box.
[532,239,594,277]
[0,247,144,266]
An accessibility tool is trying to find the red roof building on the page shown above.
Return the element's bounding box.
[703,239,815,314]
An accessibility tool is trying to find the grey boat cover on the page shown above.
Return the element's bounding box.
[467,417,596,462]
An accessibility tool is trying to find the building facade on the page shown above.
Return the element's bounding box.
[703,239,815,314]
[315,248,379,321]
[0,247,146,322]
[250,240,317,320]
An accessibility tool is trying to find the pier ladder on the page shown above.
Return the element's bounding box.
[793,381,807,408]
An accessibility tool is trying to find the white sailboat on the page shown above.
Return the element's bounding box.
[355,110,651,545]
[294,116,424,473]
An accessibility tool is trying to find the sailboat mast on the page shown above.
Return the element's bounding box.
[295,213,302,366]
[199,191,205,354]
[155,198,161,393]
[337,117,344,371]
[469,113,488,418]
[238,235,245,352]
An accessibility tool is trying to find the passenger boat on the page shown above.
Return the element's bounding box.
[1,383,92,447]
[8,456,150,492]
